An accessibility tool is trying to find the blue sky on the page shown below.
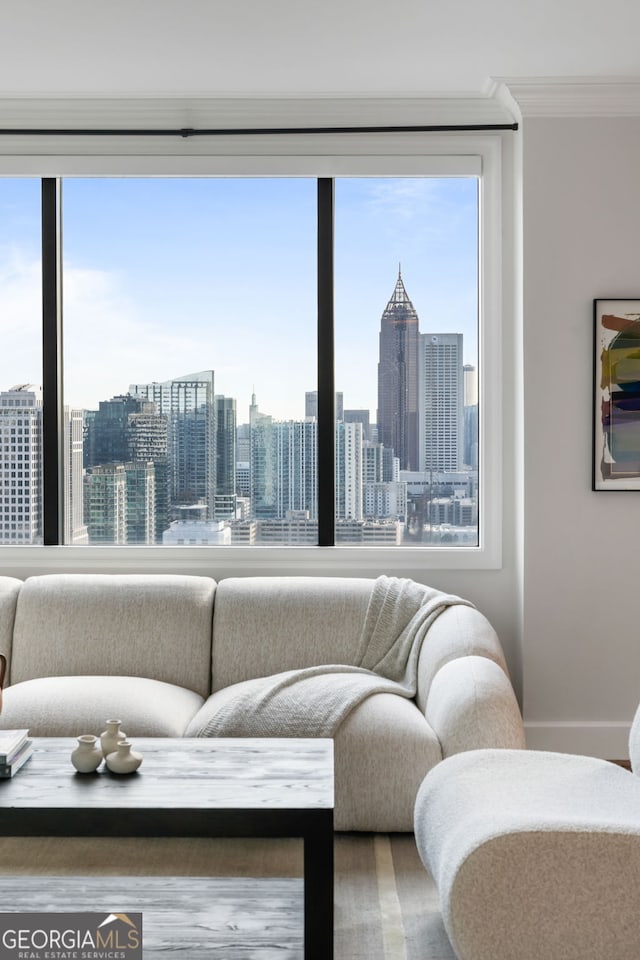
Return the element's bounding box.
[0,176,477,421]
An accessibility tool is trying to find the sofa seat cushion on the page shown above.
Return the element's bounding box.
[0,676,205,738]
[186,682,442,831]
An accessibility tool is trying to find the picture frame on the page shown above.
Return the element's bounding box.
[593,298,640,490]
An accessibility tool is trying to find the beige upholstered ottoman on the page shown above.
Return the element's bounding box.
[414,748,640,960]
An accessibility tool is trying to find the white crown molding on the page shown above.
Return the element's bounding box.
[0,95,515,133]
[494,76,640,117]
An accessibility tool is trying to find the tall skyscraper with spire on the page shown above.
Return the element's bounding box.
[376,267,419,471]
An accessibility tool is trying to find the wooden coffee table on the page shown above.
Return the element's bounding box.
[0,737,334,960]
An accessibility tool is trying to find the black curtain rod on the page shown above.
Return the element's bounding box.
[0,122,518,138]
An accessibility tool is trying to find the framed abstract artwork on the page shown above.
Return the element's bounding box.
[594,298,640,490]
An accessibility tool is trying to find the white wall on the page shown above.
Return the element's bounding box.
[522,116,640,757]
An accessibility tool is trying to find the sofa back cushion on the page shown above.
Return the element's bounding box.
[10,574,215,698]
[211,576,373,690]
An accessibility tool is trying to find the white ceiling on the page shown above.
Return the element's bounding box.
[1,0,639,99]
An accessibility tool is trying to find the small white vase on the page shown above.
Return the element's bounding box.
[71,734,103,773]
[105,740,143,775]
[100,719,127,758]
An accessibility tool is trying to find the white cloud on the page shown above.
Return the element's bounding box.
[0,248,42,389]
[65,261,217,409]
[365,179,445,222]
[0,250,224,409]
[0,249,353,420]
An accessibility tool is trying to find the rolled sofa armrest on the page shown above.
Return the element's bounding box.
[416,602,509,714]
[424,655,526,757]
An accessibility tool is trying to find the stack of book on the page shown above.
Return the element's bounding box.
[0,729,33,778]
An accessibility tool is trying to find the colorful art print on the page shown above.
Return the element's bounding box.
[594,299,640,490]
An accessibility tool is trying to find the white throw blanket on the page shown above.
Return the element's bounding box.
[198,576,471,738]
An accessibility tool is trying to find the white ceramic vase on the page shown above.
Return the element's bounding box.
[100,719,127,757]
[71,734,103,773]
[105,740,143,775]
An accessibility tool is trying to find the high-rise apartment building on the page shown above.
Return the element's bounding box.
[84,461,156,545]
[250,401,317,521]
[127,408,168,540]
[215,395,237,520]
[418,333,464,472]
[363,441,384,484]
[124,461,156,544]
[0,385,42,545]
[335,421,363,522]
[250,400,364,531]
[363,481,407,521]
[249,394,277,520]
[275,420,317,519]
[463,364,478,407]
[64,406,88,544]
[383,447,399,482]
[130,371,215,519]
[344,409,371,441]
[236,422,251,465]
[376,269,419,471]
[85,394,144,467]
[83,464,126,544]
[305,391,344,422]
[463,364,479,470]
[235,420,251,500]
[362,439,407,521]
[84,393,168,541]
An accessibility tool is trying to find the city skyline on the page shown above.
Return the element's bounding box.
[0,176,478,419]
[0,344,478,547]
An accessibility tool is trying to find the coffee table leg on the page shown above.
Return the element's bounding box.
[303,813,334,960]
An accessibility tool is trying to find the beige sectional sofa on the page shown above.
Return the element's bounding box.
[0,573,525,831]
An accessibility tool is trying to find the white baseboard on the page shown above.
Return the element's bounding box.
[523,721,631,760]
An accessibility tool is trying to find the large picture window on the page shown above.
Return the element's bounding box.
[0,135,501,567]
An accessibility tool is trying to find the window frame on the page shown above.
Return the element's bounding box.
[0,131,503,572]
